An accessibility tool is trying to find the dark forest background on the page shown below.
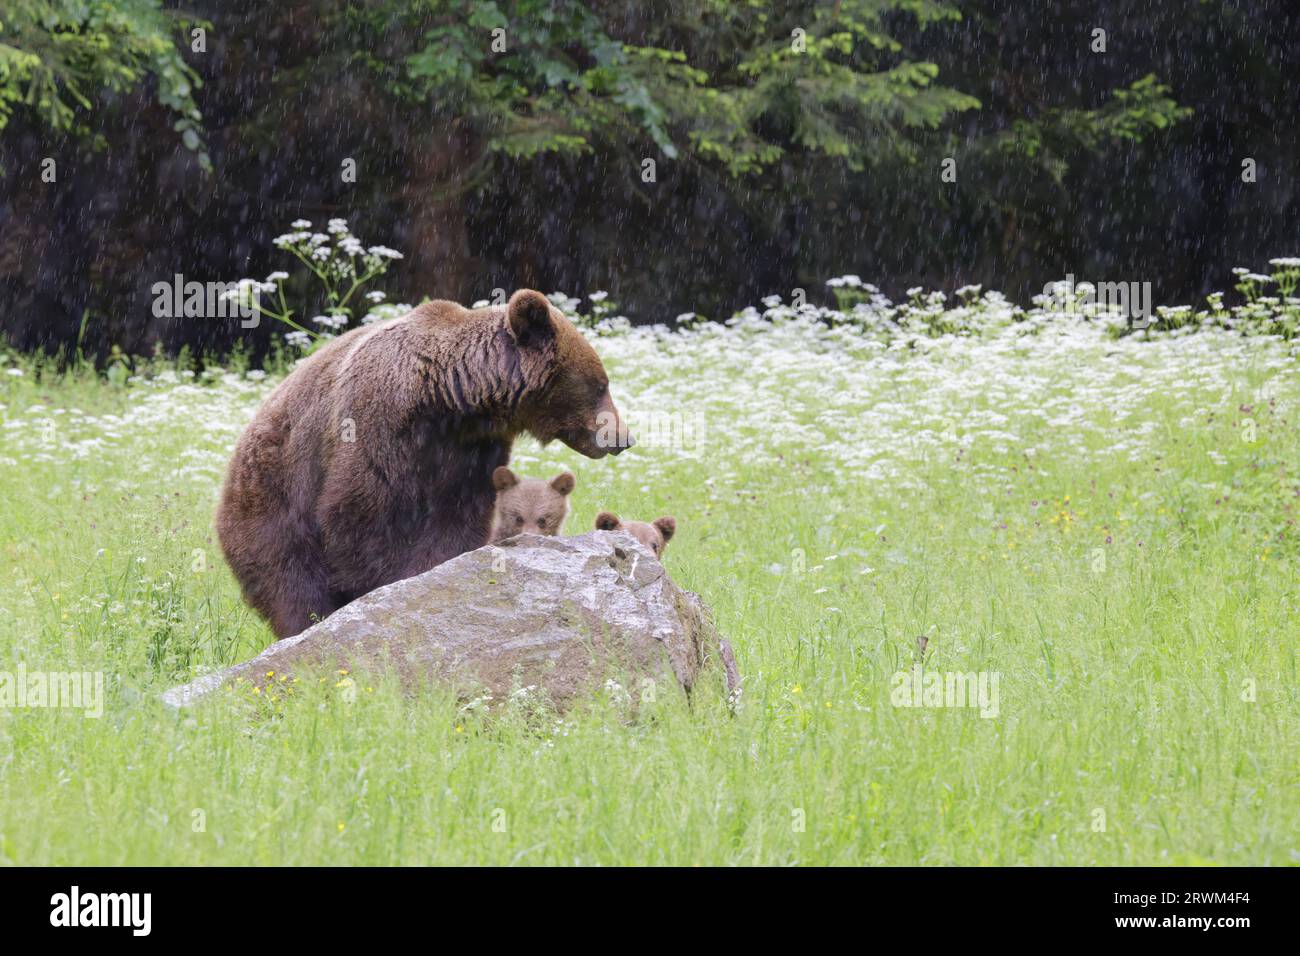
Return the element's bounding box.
[1,0,1297,360]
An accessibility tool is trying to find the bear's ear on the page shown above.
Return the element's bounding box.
[550,472,576,496]
[595,511,620,531]
[507,289,554,347]
[492,466,519,491]
[653,516,676,542]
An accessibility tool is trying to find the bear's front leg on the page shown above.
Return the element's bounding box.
[238,531,340,639]
[392,514,495,583]
[266,575,340,639]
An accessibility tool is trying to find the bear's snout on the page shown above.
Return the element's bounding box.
[575,391,634,457]
[594,415,634,455]
[561,422,633,458]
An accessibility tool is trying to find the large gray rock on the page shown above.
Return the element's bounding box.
[163,531,738,710]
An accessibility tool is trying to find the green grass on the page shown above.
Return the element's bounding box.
[0,312,1297,865]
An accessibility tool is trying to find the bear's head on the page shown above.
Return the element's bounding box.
[594,511,676,559]
[507,289,633,459]
[489,466,575,542]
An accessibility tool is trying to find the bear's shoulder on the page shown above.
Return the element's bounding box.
[405,299,487,328]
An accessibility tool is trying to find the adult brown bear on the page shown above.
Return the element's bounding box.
[215,289,631,638]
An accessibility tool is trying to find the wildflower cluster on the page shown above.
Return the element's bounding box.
[761,259,1299,343]
[225,218,406,352]
[746,279,1020,341]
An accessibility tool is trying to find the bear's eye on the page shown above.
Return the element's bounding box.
[515,516,525,525]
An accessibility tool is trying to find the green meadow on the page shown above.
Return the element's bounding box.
[1,290,1297,865]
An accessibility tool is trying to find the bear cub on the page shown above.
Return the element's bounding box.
[491,466,576,542]
[594,511,677,559]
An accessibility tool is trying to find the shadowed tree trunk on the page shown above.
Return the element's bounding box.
[399,123,482,303]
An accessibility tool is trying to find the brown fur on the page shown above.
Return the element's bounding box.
[490,466,575,542]
[594,511,676,558]
[215,289,630,638]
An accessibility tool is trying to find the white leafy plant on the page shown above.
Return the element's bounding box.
[223,218,408,350]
